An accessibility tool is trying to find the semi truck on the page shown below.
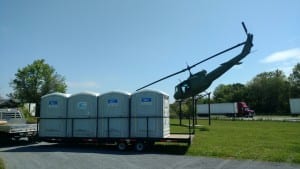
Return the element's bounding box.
[289,98,300,115]
[0,108,37,141]
[197,102,255,117]
[38,91,194,151]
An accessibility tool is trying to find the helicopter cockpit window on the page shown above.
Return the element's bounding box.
[175,86,178,92]
[181,83,190,94]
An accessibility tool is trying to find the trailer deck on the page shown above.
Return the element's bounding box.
[38,116,194,151]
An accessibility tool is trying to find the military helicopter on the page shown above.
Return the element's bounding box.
[137,22,254,100]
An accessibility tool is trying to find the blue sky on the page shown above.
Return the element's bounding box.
[1,0,300,103]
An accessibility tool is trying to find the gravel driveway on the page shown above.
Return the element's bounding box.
[1,142,299,169]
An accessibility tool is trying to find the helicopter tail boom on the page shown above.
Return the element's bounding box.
[206,33,253,82]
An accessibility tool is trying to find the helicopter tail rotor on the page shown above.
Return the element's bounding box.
[242,22,248,35]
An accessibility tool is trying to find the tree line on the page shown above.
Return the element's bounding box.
[170,63,300,116]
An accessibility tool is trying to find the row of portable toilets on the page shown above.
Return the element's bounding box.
[39,90,170,139]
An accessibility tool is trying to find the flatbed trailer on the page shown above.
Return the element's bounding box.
[0,109,37,141]
[0,123,37,139]
[38,116,194,151]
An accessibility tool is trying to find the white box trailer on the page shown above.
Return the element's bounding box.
[98,91,130,138]
[290,98,300,115]
[197,103,238,115]
[197,102,255,117]
[39,93,69,137]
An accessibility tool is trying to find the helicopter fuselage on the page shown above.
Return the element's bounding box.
[174,33,253,100]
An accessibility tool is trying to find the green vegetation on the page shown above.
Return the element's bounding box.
[168,119,300,163]
[0,158,5,169]
[9,59,67,116]
[20,106,37,124]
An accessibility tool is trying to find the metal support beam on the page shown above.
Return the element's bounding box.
[179,100,182,126]
[207,92,211,126]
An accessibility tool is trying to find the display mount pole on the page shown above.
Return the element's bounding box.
[192,96,195,133]
[179,100,182,126]
[208,92,211,126]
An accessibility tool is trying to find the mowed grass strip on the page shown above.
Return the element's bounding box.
[169,119,300,163]
[0,158,5,169]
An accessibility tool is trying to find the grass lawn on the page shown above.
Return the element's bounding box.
[0,158,4,169]
[168,119,300,163]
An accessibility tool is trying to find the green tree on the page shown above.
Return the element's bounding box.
[246,70,290,114]
[213,83,247,103]
[289,63,300,98]
[169,101,190,118]
[10,59,67,116]
[169,97,196,119]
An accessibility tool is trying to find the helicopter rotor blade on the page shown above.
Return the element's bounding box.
[188,41,246,70]
[136,41,245,91]
[136,68,187,91]
[187,22,249,69]
[136,22,250,91]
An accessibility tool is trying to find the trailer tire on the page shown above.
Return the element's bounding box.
[117,142,127,151]
[135,142,145,152]
[28,136,39,143]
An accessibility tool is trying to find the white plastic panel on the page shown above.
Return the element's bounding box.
[97,118,129,138]
[70,119,97,137]
[39,119,66,137]
[68,92,99,118]
[98,91,130,138]
[40,93,69,118]
[98,91,130,117]
[130,90,170,138]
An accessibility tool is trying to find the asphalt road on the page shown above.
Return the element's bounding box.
[1,141,300,169]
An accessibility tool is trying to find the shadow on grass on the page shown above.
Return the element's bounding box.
[170,123,185,127]
[171,123,210,129]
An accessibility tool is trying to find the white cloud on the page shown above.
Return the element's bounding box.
[66,81,101,94]
[261,48,300,63]
[260,48,300,75]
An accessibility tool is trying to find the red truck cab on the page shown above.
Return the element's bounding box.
[237,102,255,117]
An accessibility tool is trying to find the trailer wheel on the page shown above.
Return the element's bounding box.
[135,142,145,152]
[28,136,39,143]
[117,142,127,151]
